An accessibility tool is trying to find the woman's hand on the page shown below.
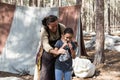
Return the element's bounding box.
[57,48,66,54]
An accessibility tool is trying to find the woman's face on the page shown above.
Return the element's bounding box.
[48,21,58,33]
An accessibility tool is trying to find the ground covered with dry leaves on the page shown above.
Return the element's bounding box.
[0,50,120,80]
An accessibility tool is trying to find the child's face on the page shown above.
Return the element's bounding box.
[64,33,73,42]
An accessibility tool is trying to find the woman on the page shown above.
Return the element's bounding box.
[39,15,66,80]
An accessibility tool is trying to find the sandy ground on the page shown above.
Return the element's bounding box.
[0,50,120,80]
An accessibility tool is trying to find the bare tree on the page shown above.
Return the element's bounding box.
[12,0,16,5]
[108,0,111,34]
[50,0,53,7]
[92,0,96,31]
[58,0,62,6]
[29,0,38,6]
[42,0,45,7]
[37,0,41,7]
[94,0,105,65]
[19,0,23,5]
[29,0,33,6]
[81,0,87,30]
[35,0,38,6]
[76,0,82,5]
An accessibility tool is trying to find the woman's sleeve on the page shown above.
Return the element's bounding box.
[40,27,53,52]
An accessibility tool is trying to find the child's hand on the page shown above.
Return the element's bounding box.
[61,42,68,49]
[68,42,73,49]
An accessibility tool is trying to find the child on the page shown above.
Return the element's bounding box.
[54,27,77,80]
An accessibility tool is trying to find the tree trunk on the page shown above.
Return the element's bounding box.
[8,0,10,3]
[76,0,82,6]
[108,0,110,34]
[37,0,41,7]
[50,0,53,7]
[58,0,62,7]
[42,0,45,7]
[94,0,105,65]
[92,0,95,31]
[12,0,16,5]
[81,0,87,30]
[29,0,32,6]
[29,0,37,6]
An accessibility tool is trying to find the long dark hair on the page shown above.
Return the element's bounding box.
[42,15,58,30]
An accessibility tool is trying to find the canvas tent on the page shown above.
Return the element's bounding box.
[0,3,86,75]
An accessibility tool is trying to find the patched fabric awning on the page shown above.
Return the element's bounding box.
[0,3,15,53]
[0,3,86,75]
[59,5,80,38]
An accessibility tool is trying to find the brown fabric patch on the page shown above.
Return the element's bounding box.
[0,3,15,54]
[59,5,80,38]
[59,5,88,56]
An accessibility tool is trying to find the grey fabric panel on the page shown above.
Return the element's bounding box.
[0,5,58,75]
